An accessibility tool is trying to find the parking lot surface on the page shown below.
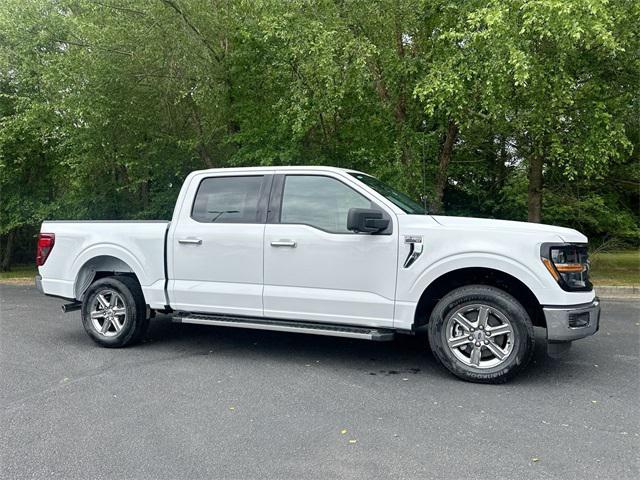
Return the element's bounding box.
[1,284,638,479]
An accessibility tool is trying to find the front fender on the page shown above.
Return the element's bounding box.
[403,252,548,304]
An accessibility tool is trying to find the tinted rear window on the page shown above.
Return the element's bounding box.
[191,176,264,223]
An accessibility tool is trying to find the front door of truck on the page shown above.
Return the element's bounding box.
[263,173,398,327]
[169,173,271,316]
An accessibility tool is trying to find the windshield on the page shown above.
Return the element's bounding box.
[349,173,426,214]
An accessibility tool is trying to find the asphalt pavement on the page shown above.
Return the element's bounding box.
[1,284,638,480]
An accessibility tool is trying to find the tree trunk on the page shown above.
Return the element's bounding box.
[494,134,508,193]
[527,154,544,223]
[393,25,407,127]
[140,180,149,210]
[190,107,214,168]
[431,120,459,214]
[1,229,16,272]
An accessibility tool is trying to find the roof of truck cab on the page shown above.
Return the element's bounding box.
[190,166,366,175]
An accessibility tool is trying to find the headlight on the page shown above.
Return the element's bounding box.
[541,243,592,291]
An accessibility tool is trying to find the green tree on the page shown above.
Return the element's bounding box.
[415,0,637,222]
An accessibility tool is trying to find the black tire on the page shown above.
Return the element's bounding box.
[81,276,149,348]
[427,285,534,384]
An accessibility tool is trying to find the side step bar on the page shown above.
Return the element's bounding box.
[173,313,395,342]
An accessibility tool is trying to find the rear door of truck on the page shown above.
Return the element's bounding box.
[167,172,272,316]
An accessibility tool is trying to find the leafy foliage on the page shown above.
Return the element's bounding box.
[0,0,638,269]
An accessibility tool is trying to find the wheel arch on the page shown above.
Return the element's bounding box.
[73,254,142,300]
[413,267,545,329]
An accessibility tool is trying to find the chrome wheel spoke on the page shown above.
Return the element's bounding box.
[96,294,109,309]
[100,318,112,334]
[470,346,482,366]
[111,317,123,332]
[453,312,474,332]
[477,306,489,329]
[448,336,472,348]
[112,307,126,316]
[485,340,507,360]
[90,311,105,319]
[487,324,511,337]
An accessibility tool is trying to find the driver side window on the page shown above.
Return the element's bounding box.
[280,175,373,233]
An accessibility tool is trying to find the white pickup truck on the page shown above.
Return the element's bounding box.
[35,166,600,383]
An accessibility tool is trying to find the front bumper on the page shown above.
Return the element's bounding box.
[544,298,600,342]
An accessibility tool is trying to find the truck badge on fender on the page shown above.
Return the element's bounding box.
[403,235,424,268]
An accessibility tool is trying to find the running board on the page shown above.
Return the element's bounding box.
[173,313,395,342]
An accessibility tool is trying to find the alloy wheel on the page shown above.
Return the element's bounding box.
[90,289,127,337]
[445,303,515,369]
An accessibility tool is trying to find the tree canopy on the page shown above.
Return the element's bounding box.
[1,0,638,269]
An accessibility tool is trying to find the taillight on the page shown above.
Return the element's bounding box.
[36,233,55,266]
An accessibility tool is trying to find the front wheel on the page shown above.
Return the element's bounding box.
[427,285,534,384]
[81,276,149,348]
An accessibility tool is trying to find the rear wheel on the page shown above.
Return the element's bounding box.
[427,285,534,383]
[81,276,149,347]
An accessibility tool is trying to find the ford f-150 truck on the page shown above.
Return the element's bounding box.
[35,166,600,383]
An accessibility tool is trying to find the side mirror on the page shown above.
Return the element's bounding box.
[347,208,389,234]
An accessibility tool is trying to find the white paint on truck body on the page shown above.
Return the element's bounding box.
[38,166,596,331]
[38,221,168,307]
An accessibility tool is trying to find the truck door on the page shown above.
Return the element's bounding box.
[263,173,398,327]
[169,173,271,316]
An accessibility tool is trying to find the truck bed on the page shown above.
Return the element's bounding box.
[38,221,169,306]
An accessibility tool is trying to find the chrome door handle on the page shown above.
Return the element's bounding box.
[270,240,297,248]
[178,238,202,245]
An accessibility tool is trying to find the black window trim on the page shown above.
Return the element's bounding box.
[267,173,393,235]
[190,174,273,224]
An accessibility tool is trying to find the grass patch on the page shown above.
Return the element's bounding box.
[589,250,640,286]
[0,264,37,283]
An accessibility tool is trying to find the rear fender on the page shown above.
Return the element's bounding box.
[71,244,146,299]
